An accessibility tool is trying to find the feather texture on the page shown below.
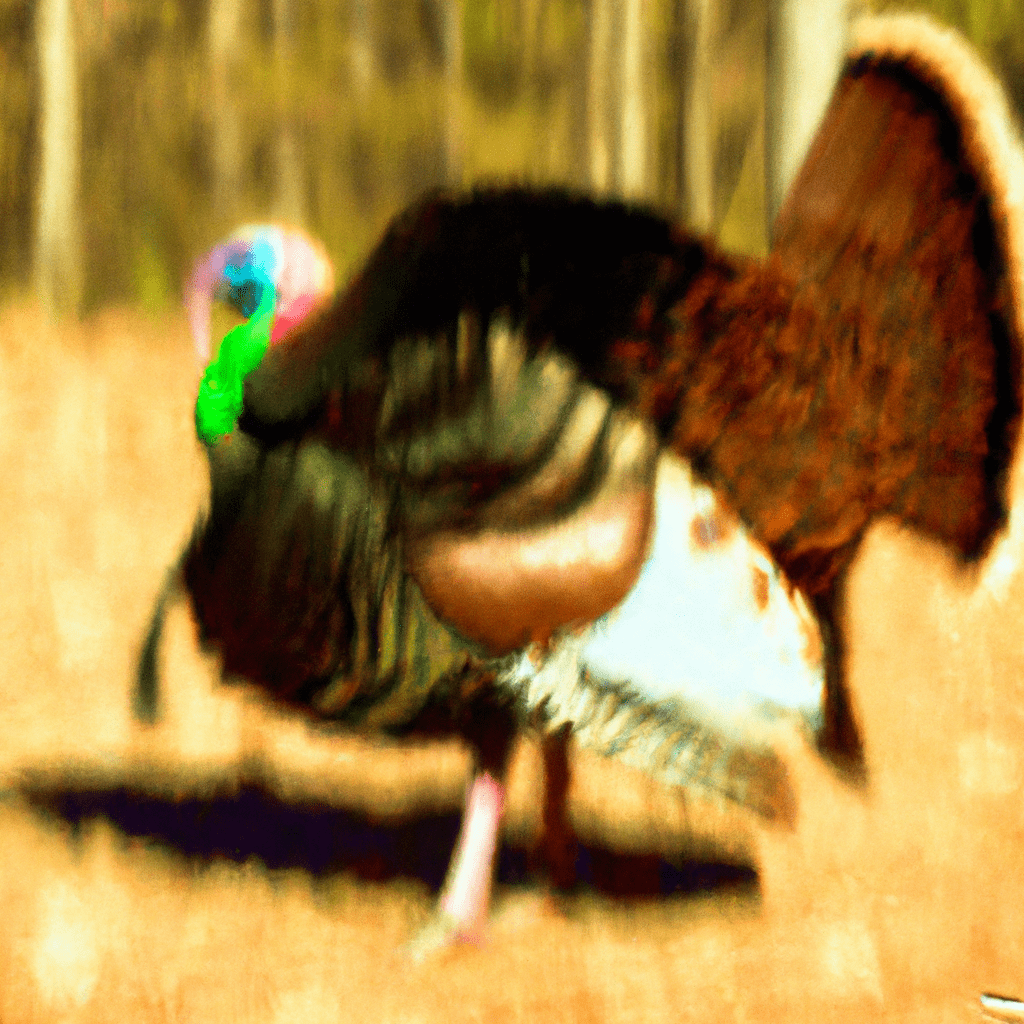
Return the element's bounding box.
[136,28,1024,953]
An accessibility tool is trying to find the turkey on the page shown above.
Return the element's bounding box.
[137,27,1023,956]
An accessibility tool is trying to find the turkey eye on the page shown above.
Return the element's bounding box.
[222,261,263,319]
[230,279,262,318]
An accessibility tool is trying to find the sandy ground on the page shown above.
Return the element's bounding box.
[1,303,1022,1023]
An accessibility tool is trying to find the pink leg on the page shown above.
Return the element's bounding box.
[406,770,505,960]
[439,770,505,933]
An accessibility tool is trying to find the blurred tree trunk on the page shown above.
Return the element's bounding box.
[438,0,464,185]
[521,0,541,87]
[350,0,374,103]
[617,0,648,200]
[586,0,613,193]
[208,0,244,222]
[765,0,850,236]
[567,7,590,192]
[272,0,307,225]
[675,0,714,232]
[34,0,82,317]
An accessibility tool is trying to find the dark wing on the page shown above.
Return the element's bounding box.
[239,187,700,436]
[235,190,713,654]
[180,429,480,730]
[140,192,702,728]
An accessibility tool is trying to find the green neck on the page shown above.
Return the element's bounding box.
[195,280,276,445]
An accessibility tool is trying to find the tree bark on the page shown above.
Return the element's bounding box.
[208,0,244,222]
[617,0,648,200]
[765,0,850,237]
[676,0,715,231]
[350,0,374,104]
[586,0,613,194]
[438,0,464,186]
[34,0,82,317]
[272,0,307,226]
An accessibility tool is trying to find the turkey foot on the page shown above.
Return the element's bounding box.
[406,770,505,961]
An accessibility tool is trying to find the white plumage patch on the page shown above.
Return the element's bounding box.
[582,453,824,734]
[496,451,825,808]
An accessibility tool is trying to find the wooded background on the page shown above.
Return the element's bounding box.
[4,0,1022,319]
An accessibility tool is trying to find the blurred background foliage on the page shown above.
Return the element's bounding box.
[0,0,1021,316]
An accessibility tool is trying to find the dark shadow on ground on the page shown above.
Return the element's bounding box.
[15,779,759,902]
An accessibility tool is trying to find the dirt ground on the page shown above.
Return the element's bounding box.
[1,302,1022,1023]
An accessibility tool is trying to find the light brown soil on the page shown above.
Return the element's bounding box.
[0,304,1021,1022]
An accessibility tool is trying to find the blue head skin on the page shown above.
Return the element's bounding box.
[217,236,279,317]
[196,257,277,446]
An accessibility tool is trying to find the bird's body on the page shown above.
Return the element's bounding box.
[140,34,1023,955]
